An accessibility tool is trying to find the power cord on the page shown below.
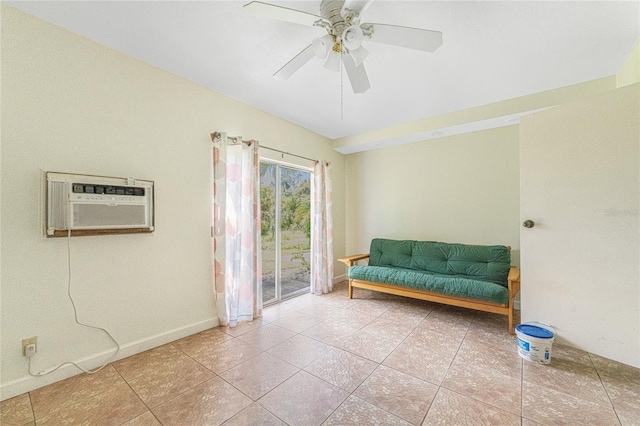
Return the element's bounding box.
[28,230,121,376]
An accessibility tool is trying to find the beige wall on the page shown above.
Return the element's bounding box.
[617,40,639,87]
[343,125,520,269]
[0,6,344,399]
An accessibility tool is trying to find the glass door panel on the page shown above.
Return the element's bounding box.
[280,167,311,299]
[260,161,311,304]
[260,163,277,304]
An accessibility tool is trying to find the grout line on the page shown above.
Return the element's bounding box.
[26,391,36,426]
[112,362,160,425]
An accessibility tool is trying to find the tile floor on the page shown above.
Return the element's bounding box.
[2,281,639,425]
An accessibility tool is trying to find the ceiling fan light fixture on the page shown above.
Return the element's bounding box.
[324,49,341,72]
[312,34,335,59]
[342,25,364,50]
[349,45,369,67]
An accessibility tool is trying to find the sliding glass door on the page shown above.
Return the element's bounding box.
[260,161,312,304]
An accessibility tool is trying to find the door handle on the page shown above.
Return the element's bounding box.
[523,220,535,228]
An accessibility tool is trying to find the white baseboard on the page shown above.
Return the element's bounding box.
[333,274,347,284]
[0,317,218,401]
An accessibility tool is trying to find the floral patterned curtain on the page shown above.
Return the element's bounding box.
[211,132,262,327]
[311,160,333,294]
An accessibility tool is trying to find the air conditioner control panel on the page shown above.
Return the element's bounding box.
[72,183,145,196]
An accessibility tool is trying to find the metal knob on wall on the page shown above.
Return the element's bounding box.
[523,220,535,228]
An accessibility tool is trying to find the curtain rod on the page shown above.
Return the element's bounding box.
[260,145,318,163]
[214,133,319,164]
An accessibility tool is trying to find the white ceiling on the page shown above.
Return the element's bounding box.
[8,1,640,140]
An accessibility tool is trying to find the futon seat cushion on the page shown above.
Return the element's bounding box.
[348,265,509,305]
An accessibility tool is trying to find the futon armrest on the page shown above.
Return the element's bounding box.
[508,266,520,282]
[337,254,370,266]
[508,266,521,302]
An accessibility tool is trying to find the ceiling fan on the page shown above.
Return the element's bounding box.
[244,0,443,94]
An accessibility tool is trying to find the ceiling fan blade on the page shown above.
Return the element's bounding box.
[243,1,322,27]
[341,0,374,18]
[342,53,371,94]
[273,45,316,80]
[362,23,443,52]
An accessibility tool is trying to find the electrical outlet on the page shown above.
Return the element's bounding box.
[25,344,36,358]
[22,336,37,356]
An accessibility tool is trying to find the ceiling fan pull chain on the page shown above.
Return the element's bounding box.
[340,51,344,121]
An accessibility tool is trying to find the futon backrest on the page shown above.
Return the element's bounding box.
[368,238,511,287]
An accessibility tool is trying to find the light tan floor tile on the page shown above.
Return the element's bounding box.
[454,339,522,379]
[337,329,400,363]
[266,334,333,368]
[361,316,419,342]
[522,381,620,425]
[407,327,463,357]
[236,324,296,350]
[304,347,378,392]
[549,343,595,369]
[380,304,431,323]
[329,309,378,329]
[1,393,34,426]
[302,321,359,346]
[269,312,324,333]
[470,311,518,335]
[30,365,124,416]
[463,324,518,353]
[523,359,609,405]
[32,369,147,425]
[257,370,348,426]
[152,376,252,426]
[324,394,412,425]
[472,310,509,325]
[221,319,265,337]
[422,388,521,426]
[318,294,364,309]
[601,373,640,426]
[120,411,161,426]
[260,305,293,323]
[171,328,233,356]
[298,303,347,319]
[222,403,286,426]
[590,353,640,385]
[112,344,186,380]
[219,352,299,400]
[383,334,457,385]
[346,299,392,317]
[429,306,477,327]
[442,360,522,415]
[416,313,471,339]
[114,345,215,407]
[277,293,315,311]
[191,338,262,373]
[355,365,438,425]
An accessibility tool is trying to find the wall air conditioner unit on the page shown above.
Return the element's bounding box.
[46,171,154,237]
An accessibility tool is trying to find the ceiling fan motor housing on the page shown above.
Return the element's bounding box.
[320,0,348,37]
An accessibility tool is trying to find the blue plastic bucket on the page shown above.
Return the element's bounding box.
[515,322,555,364]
